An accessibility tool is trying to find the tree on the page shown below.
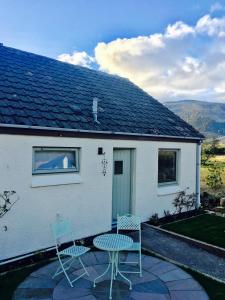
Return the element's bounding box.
[206,165,223,191]
[211,138,219,153]
[201,138,220,166]
[201,144,213,165]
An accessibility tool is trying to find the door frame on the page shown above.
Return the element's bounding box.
[112,148,136,224]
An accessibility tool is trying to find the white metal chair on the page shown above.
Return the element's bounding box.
[117,214,142,277]
[51,219,90,287]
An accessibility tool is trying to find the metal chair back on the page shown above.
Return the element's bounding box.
[117,214,141,231]
[52,219,75,251]
[51,218,90,286]
[117,214,141,242]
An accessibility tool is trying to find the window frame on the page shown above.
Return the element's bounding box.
[158,148,180,187]
[32,147,80,175]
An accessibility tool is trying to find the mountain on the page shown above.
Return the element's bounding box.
[164,100,225,137]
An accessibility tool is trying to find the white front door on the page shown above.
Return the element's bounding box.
[112,149,131,222]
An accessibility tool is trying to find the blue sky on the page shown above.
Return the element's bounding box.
[0,0,217,57]
[1,0,225,102]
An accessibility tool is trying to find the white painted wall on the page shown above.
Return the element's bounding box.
[0,134,197,261]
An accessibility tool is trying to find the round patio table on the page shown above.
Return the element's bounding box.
[93,233,133,300]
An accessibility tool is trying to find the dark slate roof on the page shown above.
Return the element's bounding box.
[0,45,203,139]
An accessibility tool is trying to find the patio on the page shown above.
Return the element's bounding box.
[13,251,209,300]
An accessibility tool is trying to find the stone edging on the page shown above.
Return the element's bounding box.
[155,212,205,227]
[143,222,225,259]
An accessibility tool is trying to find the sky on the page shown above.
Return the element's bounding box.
[1,0,225,103]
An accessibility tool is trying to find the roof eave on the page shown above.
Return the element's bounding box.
[0,123,204,142]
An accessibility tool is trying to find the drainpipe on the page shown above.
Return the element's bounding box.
[196,141,202,208]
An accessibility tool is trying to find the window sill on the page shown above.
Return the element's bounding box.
[31,173,82,188]
[157,184,181,196]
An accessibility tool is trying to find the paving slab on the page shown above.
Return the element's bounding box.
[166,278,202,291]
[13,288,53,300]
[94,251,110,264]
[81,251,98,267]
[19,277,55,289]
[170,290,210,300]
[149,261,177,276]
[13,251,208,300]
[159,269,192,282]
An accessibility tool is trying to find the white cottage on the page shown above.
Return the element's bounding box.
[0,45,204,263]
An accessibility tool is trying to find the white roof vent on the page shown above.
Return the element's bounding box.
[92,97,100,124]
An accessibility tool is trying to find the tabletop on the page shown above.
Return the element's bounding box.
[93,233,133,252]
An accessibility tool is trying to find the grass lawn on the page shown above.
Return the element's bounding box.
[162,214,225,248]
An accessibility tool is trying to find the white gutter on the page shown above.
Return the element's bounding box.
[196,141,202,208]
[0,123,203,141]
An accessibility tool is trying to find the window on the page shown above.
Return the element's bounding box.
[158,149,179,185]
[33,147,79,175]
[114,160,123,175]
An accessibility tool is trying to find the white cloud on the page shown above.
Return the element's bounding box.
[58,51,95,68]
[196,14,225,37]
[181,57,203,74]
[58,13,225,102]
[94,13,225,102]
[165,21,194,39]
[210,2,225,13]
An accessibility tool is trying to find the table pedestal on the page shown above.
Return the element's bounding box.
[93,251,132,300]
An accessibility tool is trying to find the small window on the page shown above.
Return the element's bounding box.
[33,147,79,175]
[114,160,123,175]
[158,149,179,185]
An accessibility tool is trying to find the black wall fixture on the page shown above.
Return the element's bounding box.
[98,147,104,155]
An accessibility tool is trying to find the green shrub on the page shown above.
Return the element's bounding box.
[206,164,223,191]
[172,190,196,214]
[149,213,159,225]
[200,191,220,208]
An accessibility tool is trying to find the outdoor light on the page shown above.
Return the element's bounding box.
[98,147,103,155]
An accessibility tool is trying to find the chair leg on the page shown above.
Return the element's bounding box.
[53,255,90,287]
[59,256,74,287]
[118,250,142,276]
[139,250,142,277]
[53,257,74,279]
[116,252,119,276]
[66,257,75,270]
[52,263,62,279]
[78,257,89,276]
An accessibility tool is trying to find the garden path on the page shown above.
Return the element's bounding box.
[140,223,225,282]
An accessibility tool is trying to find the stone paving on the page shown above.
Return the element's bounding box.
[140,224,225,281]
[13,251,209,300]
